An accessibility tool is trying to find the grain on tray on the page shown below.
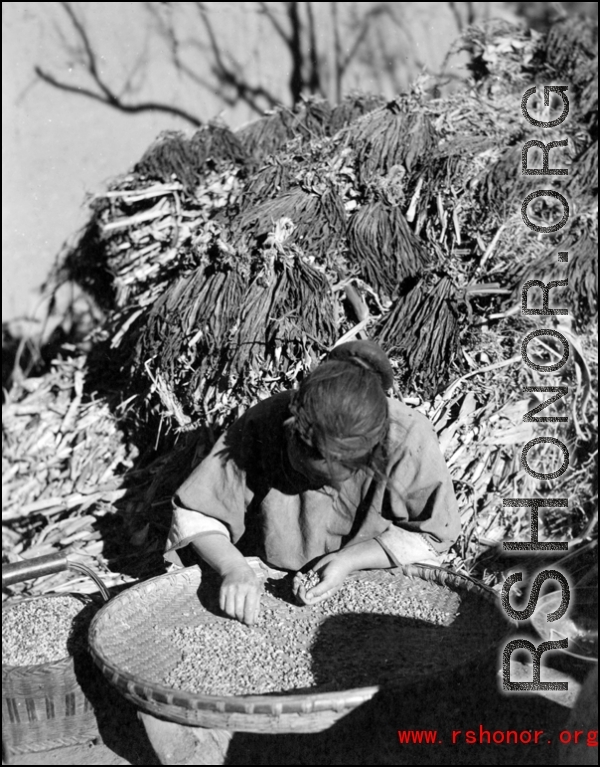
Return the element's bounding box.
[162,578,456,696]
[296,570,321,592]
[2,595,98,666]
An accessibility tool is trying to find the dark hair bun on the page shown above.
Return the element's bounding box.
[327,340,394,391]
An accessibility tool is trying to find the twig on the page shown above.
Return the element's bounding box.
[475,224,506,275]
[443,354,521,400]
[332,318,373,347]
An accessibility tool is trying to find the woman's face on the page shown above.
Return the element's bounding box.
[286,425,357,487]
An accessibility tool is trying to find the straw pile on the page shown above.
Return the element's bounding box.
[4,18,597,592]
[50,18,596,428]
[2,356,148,596]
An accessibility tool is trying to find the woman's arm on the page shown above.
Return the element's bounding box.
[382,405,461,554]
[190,536,261,625]
[294,539,393,604]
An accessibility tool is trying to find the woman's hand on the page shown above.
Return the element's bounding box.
[293,552,352,605]
[293,540,395,606]
[190,536,263,625]
[220,565,261,625]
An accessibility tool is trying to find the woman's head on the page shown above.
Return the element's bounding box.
[287,342,391,485]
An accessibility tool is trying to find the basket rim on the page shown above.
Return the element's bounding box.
[2,591,98,673]
[88,563,508,717]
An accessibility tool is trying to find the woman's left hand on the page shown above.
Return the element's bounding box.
[293,552,352,605]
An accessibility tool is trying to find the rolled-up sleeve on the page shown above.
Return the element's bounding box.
[164,418,255,564]
[164,500,231,565]
[375,526,442,567]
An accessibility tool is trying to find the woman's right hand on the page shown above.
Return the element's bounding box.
[219,565,261,625]
[190,536,262,625]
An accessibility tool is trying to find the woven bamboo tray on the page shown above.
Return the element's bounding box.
[89,565,510,733]
[2,593,103,762]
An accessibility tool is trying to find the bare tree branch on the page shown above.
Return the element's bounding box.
[287,1,303,103]
[448,1,464,32]
[360,4,426,72]
[257,1,291,44]
[33,1,437,128]
[305,2,322,96]
[331,2,343,102]
[194,2,279,112]
[183,47,280,112]
[339,5,390,74]
[60,2,113,100]
[35,2,203,126]
[144,1,184,74]
[149,2,278,112]
[166,59,241,107]
[34,65,203,125]
[466,1,476,25]
[374,24,403,92]
[119,45,150,98]
[340,21,370,74]
[329,2,393,99]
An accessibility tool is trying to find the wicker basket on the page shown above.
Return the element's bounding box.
[2,592,106,762]
[89,564,511,733]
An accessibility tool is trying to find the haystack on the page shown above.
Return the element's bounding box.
[4,17,597,593]
[60,18,595,427]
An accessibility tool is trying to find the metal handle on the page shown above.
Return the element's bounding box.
[2,553,69,586]
[2,553,110,602]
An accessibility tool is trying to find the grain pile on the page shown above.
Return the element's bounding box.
[2,595,97,666]
[296,570,321,592]
[3,17,598,591]
[162,577,488,696]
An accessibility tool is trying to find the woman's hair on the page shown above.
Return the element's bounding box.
[290,342,391,471]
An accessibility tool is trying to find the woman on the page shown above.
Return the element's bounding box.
[165,341,461,624]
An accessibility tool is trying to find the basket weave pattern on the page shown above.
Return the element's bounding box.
[89,565,508,733]
[2,594,101,761]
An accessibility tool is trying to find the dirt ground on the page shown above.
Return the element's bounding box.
[3,652,593,766]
